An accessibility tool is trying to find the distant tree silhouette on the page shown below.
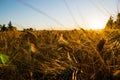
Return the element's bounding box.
[1,24,7,31]
[0,21,17,31]
[117,13,120,22]
[115,13,120,29]
[105,13,120,29]
[0,24,2,30]
[7,21,17,31]
[8,21,13,30]
[23,28,34,32]
[105,16,114,29]
[29,28,33,31]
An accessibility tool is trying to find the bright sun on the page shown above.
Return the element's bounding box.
[90,20,105,30]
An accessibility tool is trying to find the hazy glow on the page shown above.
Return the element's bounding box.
[30,43,36,53]
[90,20,105,30]
[0,0,118,30]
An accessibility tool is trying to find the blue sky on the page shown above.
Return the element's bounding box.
[0,0,119,30]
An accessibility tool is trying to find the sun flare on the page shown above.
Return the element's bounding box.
[90,20,105,30]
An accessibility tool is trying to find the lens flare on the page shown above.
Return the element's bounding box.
[30,43,36,53]
[0,53,9,64]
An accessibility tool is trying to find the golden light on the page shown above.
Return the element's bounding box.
[90,20,105,30]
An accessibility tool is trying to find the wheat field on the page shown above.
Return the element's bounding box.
[0,29,120,80]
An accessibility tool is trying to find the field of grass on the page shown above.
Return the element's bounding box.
[0,29,120,80]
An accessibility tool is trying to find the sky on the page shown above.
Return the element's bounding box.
[0,0,119,30]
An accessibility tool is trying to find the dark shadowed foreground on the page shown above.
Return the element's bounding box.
[0,29,120,80]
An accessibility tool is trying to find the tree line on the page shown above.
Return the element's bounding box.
[1,14,120,31]
[0,21,17,31]
[0,21,34,32]
[105,13,120,29]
